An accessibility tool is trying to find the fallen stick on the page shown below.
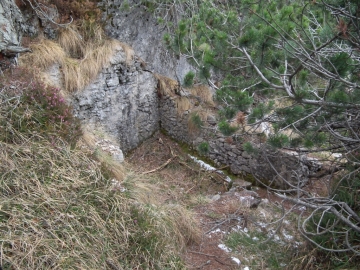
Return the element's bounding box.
[188,251,232,266]
[141,156,178,174]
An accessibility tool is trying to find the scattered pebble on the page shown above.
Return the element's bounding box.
[111,179,127,192]
[211,194,221,201]
[218,244,232,253]
[282,230,294,241]
[231,257,241,265]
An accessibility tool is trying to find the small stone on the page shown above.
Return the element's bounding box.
[211,194,221,201]
[232,179,252,189]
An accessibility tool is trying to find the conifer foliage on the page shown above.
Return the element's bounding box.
[150,0,360,261]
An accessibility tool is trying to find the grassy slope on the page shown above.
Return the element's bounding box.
[0,65,199,269]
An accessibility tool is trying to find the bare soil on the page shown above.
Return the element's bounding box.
[128,132,324,270]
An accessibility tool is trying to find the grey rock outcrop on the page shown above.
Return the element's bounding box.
[72,47,159,152]
[0,0,29,56]
[101,0,194,81]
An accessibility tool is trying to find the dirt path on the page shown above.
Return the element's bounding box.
[128,132,311,270]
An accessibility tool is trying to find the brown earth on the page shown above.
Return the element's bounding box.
[128,132,325,270]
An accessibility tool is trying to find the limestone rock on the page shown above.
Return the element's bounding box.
[230,179,252,191]
[96,139,124,163]
[101,0,194,81]
[0,0,27,55]
[72,47,159,152]
[235,190,262,208]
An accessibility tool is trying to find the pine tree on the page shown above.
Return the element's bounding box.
[148,0,360,260]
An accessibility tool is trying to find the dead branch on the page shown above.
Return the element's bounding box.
[141,156,178,175]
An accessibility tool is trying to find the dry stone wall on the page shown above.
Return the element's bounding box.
[159,94,319,189]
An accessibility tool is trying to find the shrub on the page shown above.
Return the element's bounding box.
[0,67,82,146]
[218,120,237,136]
[188,113,204,135]
[220,107,237,120]
[198,142,209,155]
[267,134,289,148]
[243,142,258,155]
[183,71,195,87]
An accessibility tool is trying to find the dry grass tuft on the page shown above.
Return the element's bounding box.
[20,21,133,93]
[187,108,212,136]
[0,133,193,269]
[126,175,201,248]
[187,112,202,136]
[82,39,122,79]
[155,73,180,97]
[62,57,83,92]
[175,96,192,114]
[58,25,85,58]
[61,39,124,92]
[190,84,215,106]
[195,108,212,122]
[19,39,66,69]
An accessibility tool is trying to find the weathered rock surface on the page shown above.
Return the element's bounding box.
[72,48,159,152]
[0,0,27,56]
[101,0,194,81]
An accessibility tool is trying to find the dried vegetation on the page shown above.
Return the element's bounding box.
[19,22,133,92]
[0,69,199,269]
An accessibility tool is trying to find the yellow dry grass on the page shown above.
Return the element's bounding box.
[61,39,124,92]
[58,25,84,58]
[19,39,66,69]
[175,96,192,114]
[62,57,83,92]
[85,39,122,73]
[155,73,180,97]
[126,175,201,248]
[190,84,215,106]
[80,19,106,45]
[0,135,199,268]
[20,20,134,93]
[194,108,212,122]
[0,99,200,268]
[187,107,213,136]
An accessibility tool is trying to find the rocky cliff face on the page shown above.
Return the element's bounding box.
[0,0,28,66]
[101,0,194,82]
[0,0,58,69]
[72,50,159,152]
